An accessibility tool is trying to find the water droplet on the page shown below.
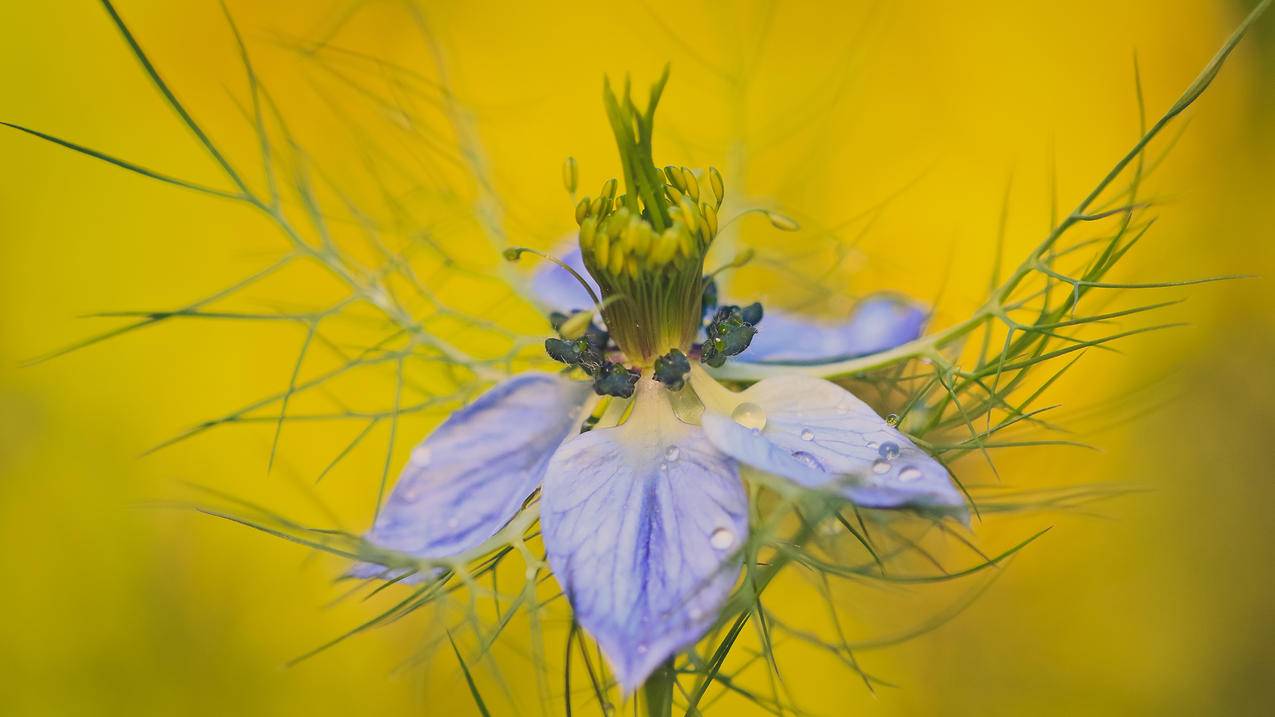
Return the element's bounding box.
[710,527,735,550]
[659,462,668,472]
[898,466,923,482]
[878,441,900,461]
[871,459,891,475]
[885,413,900,427]
[409,446,432,465]
[800,428,815,442]
[664,445,680,461]
[689,607,704,620]
[835,404,849,415]
[791,451,825,472]
[731,402,767,432]
[636,643,649,654]
[866,441,878,450]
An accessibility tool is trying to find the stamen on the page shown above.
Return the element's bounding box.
[504,246,601,307]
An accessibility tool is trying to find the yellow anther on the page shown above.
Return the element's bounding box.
[666,185,684,205]
[562,156,578,195]
[600,178,618,203]
[678,196,699,231]
[708,166,724,209]
[622,216,642,253]
[680,167,699,201]
[591,225,609,268]
[701,202,718,236]
[635,222,653,255]
[677,228,695,258]
[664,165,682,190]
[651,228,679,265]
[580,215,597,246]
[606,238,625,276]
[590,196,605,217]
[575,197,591,224]
[766,210,800,231]
[559,310,594,339]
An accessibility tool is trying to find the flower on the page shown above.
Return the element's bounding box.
[354,73,965,692]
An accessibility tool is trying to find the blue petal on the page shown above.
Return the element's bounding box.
[740,294,928,363]
[354,372,592,578]
[541,380,748,691]
[695,371,966,520]
[529,244,599,312]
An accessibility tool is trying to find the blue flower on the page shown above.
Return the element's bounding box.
[355,75,965,692]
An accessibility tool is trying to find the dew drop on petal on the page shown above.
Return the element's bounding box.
[885,413,900,427]
[878,441,900,460]
[791,451,825,472]
[409,446,432,466]
[637,643,649,654]
[664,445,680,462]
[800,428,814,441]
[898,466,923,482]
[689,607,704,620]
[659,462,668,472]
[866,441,878,450]
[731,402,767,432]
[710,527,736,550]
[871,459,891,475]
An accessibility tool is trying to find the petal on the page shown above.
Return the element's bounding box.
[541,379,747,691]
[529,244,599,312]
[355,372,592,578]
[740,294,928,363]
[693,369,966,520]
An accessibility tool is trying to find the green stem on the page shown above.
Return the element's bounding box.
[642,659,676,717]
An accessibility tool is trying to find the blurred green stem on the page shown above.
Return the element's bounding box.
[642,659,675,717]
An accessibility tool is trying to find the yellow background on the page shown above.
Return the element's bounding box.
[1,1,1272,714]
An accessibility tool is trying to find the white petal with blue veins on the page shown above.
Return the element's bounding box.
[693,369,966,520]
[354,372,592,579]
[740,294,928,363]
[541,379,747,691]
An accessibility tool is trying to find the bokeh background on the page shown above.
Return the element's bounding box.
[2,1,1273,715]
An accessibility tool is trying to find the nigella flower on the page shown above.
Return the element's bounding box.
[356,73,965,691]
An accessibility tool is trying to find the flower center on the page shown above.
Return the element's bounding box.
[573,70,723,365]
